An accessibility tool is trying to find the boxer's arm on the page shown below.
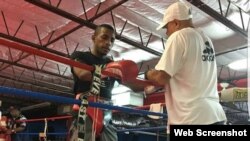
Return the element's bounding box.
[71,51,93,81]
[11,126,25,133]
[73,65,93,81]
[123,82,145,92]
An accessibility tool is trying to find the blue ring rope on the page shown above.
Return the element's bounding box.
[0,86,167,117]
[16,132,67,135]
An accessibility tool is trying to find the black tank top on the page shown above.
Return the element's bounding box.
[71,51,116,100]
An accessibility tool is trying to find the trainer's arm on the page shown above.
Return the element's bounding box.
[145,69,171,86]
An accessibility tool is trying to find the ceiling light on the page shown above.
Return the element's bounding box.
[111,85,131,94]
[220,82,229,91]
[220,82,229,88]
[228,59,247,70]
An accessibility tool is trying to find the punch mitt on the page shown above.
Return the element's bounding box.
[102,60,139,84]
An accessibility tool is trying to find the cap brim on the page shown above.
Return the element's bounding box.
[156,23,166,30]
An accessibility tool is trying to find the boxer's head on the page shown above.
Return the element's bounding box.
[9,106,20,118]
[92,24,115,57]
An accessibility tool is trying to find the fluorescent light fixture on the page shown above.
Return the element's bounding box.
[112,91,144,106]
[220,82,229,88]
[220,82,229,91]
[112,92,131,106]
[112,85,131,94]
[228,59,247,70]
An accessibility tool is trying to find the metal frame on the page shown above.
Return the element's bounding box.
[0,0,248,111]
[25,0,163,56]
[187,0,248,38]
[0,0,134,108]
[0,0,130,98]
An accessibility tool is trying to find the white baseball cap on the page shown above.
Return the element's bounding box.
[156,1,192,30]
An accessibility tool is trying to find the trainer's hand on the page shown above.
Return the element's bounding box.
[144,69,155,80]
[144,85,156,94]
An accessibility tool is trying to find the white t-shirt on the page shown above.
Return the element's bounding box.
[155,28,227,127]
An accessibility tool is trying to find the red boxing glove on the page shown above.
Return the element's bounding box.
[102,60,139,84]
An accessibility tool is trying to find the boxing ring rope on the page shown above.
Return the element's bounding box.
[0,86,167,140]
[9,109,167,135]
[0,38,167,138]
[15,133,67,135]
[0,38,160,87]
[0,38,94,71]
[10,115,167,136]
[14,116,72,123]
[0,38,166,116]
[0,86,167,117]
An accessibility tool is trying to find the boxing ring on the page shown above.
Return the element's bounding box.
[0,38,167,140]
[0,86,168,140]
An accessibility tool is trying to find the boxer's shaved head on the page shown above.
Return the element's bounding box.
[94,24,115,35]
